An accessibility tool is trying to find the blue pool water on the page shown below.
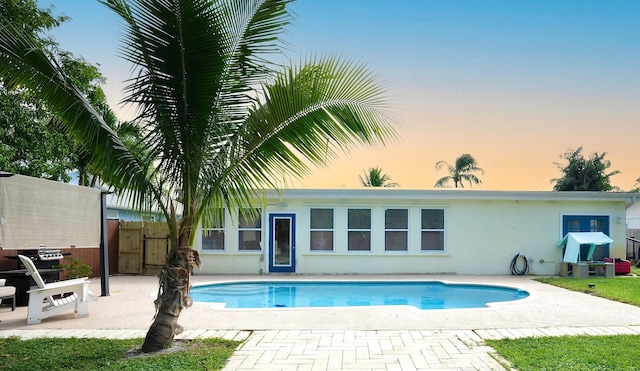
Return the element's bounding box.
[190,281,529,310]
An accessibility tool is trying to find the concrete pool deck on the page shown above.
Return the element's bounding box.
[2,274,640,370]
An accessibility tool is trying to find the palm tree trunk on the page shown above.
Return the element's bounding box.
[141,246,200,352]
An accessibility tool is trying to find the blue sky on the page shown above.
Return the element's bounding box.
[38,0,640,190]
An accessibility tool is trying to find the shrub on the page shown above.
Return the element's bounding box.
[55,257,93,279]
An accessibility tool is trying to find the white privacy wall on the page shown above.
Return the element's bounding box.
[0,174,101,250]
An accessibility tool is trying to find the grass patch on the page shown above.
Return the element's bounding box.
[488,265,640,370]
[534,275,640,306]
[534,262,640,307]
[0,337,241,371]
[487,334,640,371]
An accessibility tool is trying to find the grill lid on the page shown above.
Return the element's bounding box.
[37,246,64,261]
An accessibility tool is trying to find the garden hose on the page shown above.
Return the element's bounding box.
[510,253,529,275]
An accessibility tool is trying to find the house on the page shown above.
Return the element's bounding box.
[104,193,167,222]
[626,198,640,229]
[194,189,635,276]
[626,198,640,259]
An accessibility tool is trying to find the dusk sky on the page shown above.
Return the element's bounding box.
[38,0,640,191]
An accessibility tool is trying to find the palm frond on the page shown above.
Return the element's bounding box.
[0,13,150,195]
[434,176,451,188]
[196,55,397,224]
[2,1,399,248]
[218,0,292,78]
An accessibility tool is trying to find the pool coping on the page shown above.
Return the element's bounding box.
[1,274,639,332]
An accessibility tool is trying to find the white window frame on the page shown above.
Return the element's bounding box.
[421,208,445,251]
[238,208,262,251]
[347,208,371,252]
[202,209,225,251]
[384,208,408,252]
[310,208,334,252]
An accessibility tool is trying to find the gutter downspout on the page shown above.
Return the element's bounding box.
[626,195,637,210]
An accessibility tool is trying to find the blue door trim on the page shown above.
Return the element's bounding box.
[268,213,296,273]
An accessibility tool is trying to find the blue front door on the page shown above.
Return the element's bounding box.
[269,214,296,273]
[562,215,610,260]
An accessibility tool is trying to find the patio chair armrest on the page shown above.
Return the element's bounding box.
[27,278,89,294]
[37,278,89,289]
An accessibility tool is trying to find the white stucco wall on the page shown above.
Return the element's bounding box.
[194,189,632,276]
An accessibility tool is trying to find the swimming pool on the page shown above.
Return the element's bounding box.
[190,281,529,310]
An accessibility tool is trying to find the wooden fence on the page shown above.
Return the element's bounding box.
[118,221,170,275]
[0,219,169,277]
[66,218,119,278]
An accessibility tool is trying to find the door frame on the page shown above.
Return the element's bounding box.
[268,213,296,273]
[561,214,610,260]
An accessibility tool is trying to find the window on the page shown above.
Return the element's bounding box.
[348,208,371,251]
[310,208,334,251]
[590,218,606,232]
[421,209,444,251]
[202,210,225,250]
[385,208,408,251]
[238,208,262,251]
[566,219,581,233]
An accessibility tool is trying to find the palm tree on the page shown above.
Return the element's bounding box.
[434,154,484,188]
[630,177,640,193]
[360,167,399,187]
[0,0,396,352]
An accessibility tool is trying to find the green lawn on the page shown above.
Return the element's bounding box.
[0,337,241,371]
[534,275,640,306]
[487,264,640,370]
[487,334,640,371]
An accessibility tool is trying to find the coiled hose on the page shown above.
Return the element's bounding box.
[510,253,529,275]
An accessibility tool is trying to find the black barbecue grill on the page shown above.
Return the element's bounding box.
[34,247,66,267]
[6,248,68,270]
[0,247,69,306]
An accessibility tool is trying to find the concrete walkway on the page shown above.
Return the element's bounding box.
[2,275,640,370]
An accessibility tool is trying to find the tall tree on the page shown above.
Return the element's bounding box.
[551,147,620,191]
[0,0,397,352]
[434,153,484,188]
[360,167,399,187]
[0,85,75,180]
[0,0,66,37]
[0,0,113,182]
[0,0,70,180]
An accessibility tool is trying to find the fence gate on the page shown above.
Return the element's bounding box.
[118,222,144,274]
[118,221,170,275]
[143,222,170,275]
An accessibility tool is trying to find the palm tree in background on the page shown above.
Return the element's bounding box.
[0,0,396,352]
[360,167,399,187]
[434,154,484,188]
[630,177,640,193]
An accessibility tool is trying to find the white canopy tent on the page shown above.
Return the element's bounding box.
[557,232,613,264]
